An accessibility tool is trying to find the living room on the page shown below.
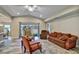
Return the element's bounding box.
[0,5,79,54]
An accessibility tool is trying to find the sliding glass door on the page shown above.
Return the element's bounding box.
[19,23,40,37]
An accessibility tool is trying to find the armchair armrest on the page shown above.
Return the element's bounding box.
[30,41,40,45]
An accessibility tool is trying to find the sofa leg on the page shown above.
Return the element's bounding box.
[29,51,32,54]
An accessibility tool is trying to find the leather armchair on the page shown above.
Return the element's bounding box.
[40,30,49,39]
[21,36,42,54]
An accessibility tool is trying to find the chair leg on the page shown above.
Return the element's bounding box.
[24,47,26,53]
[21,41,24,53]
[39,47,42,53]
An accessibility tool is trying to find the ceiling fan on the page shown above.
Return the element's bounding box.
[24,5,38,12]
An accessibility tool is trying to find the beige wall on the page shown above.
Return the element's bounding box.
[11,17,45,38]
[51,16,79,37]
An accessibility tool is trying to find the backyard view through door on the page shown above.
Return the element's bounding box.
[19,23,40,40]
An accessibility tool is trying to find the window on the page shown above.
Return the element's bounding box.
[4,24,11,36]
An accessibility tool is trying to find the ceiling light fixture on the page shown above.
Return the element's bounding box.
[25,5,29,8]
[33,5,37,8]
[24,5,38,12]
[17,12,20,15]
[40,14,42,17]
[28,6,34,12]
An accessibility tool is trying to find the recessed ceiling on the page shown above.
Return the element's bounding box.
[0,5,71,19]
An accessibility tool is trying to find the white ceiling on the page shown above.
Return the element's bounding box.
[0,5,71,19]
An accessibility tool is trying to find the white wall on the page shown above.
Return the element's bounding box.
[51,15,79,37]
[45,6,79,37]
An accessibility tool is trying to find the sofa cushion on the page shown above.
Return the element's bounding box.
[53,32,58,37]
[59,35,69,41]
[65,34,71,37]
[49,33,54,36]
[54,38,65,44]
[49,32,57,37]
[56,33,62,39]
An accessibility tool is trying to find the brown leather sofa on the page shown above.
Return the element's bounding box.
[40,30,49,39]
[48,32,78,49]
